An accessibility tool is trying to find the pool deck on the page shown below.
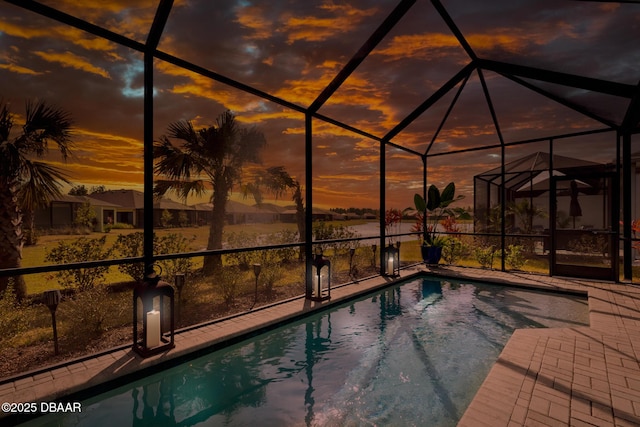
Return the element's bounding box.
[1,265,639,426]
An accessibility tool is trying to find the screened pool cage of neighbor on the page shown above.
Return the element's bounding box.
[1,0,639,299]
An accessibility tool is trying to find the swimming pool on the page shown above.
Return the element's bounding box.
[22,276,589,427]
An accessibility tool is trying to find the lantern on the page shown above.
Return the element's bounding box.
[384,244,400,277]
[310,247,331,301]
[133,265,175,357]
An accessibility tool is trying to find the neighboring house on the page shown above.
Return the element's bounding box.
[89,189,145,227]
[91,189,198,228]
[154,198,195,227]
[34,194,120,232]
[192,200,279,225]
[35,189,198,231]
[280,206,346,223]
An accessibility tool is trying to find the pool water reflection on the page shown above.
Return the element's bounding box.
[24,277,589,427]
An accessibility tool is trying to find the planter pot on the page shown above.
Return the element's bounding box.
[421,245,443,265]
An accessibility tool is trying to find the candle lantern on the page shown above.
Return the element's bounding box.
[384,244,400,277]
[133,265,175,357]
[310,247,331,301]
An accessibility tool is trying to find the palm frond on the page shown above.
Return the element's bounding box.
[0,101,13,143]
[153,179,206,199]
[154,136,198,179]
[18,160,70,210]
[22,100,73,157]
[167,120,197,142]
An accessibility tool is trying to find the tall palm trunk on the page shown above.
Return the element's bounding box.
[203,188,228,275]
[293,185,305,261]
[0,180,27,300]
[23,209,37,246]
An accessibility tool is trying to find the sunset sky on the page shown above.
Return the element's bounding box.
[1,0,637,209]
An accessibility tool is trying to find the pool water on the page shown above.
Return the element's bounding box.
[24,277,589,427]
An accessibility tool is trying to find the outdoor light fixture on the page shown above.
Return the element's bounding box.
[310,247,331,301]
[384,243,400,277]
[174,273,185,300]
[133,265,175,357]
[174,272,185,321]
[349,247,356,280]
[250,263,261,310]
[43,289,62,355]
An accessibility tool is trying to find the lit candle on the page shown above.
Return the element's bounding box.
[387,256,394,274]
[313,266,320,296]
[147,310,161,348]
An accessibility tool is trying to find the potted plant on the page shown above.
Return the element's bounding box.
[410,182,467,265]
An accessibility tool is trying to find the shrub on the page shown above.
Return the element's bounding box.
[178,210,189,227]
[105,222,134,232]
[256,264,282,298]
[313,222,361,255]
[0,283,37,345]
[506,244,527,270]
[112,232,195,282]
[226,230,301,268]
[225,231,259,269]
[74,202,97,229]
[269,229,300,263]
[160,209,173,228]
[441,237,467,265]
[44,236,112,291]
[474,245,496,269]
[113,232,145,281]
[156,233,196,279]
[215,266,240,305]
[60,286,129,342]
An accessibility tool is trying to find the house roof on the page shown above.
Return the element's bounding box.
[154,198,194,211]
[51,194,121,208]
[193,200,277,215]
[89,190,145,209]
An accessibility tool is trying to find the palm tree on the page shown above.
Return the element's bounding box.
[0,100,73,299]
[245,166,305,260]
[154,111,266,275]
[19,161,71,245]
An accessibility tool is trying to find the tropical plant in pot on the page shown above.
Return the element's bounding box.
[410,182,467,265]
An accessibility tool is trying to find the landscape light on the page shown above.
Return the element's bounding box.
[43,289,62,355]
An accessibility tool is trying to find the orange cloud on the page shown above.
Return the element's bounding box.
[235,6,273,40]
[0,63,43,75]
[0,20,122,59]
[372,33,465,62]
[281,3,378,43]
[33,51,111,78]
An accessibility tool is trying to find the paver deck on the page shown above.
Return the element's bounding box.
[1,265,639,426]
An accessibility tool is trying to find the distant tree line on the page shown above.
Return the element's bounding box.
[330,207,379,217]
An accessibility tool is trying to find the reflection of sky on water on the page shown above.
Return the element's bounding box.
[22,277,588,427]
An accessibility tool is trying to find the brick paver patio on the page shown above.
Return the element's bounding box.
[1,265,639,426]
